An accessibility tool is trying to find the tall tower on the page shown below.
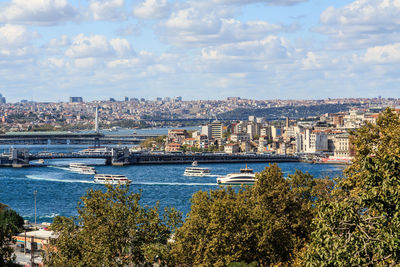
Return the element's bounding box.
[94,106,99,133]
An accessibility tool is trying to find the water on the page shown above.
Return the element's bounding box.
[0,145,345,223]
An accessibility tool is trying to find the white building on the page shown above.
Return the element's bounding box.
[296,128,328,153]
[334,133,351,158]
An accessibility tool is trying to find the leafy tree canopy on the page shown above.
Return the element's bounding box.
[170,165,332,266]
[305,108,400,266]
[0,204,24,266]
[44,185,182,267]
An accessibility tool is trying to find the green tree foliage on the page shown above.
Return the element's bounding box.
[44,185,182,267]
[141,136,166,149]
[0,204,24,266]
[171,165,330,266]
[305,108,400,266]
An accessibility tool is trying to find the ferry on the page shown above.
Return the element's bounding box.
[216,165,256,185]
[78,147,110,155]
[69,163,96,175]
[94,174,131,185]
[184,161,211,177]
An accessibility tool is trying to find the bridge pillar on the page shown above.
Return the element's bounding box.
[111,147,130,166]
[10,148,30,167]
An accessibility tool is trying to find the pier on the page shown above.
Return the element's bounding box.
[0,148,299,167]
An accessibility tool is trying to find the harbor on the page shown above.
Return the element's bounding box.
[0,159,345,225]
[0,147,300,167]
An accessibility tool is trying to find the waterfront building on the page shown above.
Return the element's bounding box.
[201,125,211,137]
[209,120,223,140]
[168,129,188,143]
[333,133,351,158]
[296,128,328,153]
[260,127,272,140]
[224,143,239,154]
[230,133,251,143]
[165,143,182,152]
[271,126,281,140]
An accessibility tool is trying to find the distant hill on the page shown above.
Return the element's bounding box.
[218,103,361,120]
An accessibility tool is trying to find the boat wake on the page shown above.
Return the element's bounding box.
[26,175,94,184]
[47,166,70,171]
[129,181,217,186]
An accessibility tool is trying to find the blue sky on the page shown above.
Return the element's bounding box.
[0,0,399,102]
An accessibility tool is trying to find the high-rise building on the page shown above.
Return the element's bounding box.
[0,93,6,104]
[210,120,223,140]
[69,97,83,103]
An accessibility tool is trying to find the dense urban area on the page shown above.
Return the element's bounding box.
[1,94,399,162]
[2,94,400,266]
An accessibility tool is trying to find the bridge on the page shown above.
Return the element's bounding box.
[0,148,300,167]
[0,132,161,145]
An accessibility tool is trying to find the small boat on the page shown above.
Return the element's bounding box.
[37,159,45,164]
[216,165,256,185]
[94,174,131,185]
[69,163,96,175]
[184,161,210,176]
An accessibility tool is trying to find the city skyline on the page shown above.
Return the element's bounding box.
[1,0,400,102]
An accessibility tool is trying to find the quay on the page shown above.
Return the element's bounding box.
[0,148,299,167]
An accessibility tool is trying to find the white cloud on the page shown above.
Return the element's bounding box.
[47,57,66,68]
[65,34,112,58]
[316,0,400,49]
[116,23,142,36]
[160,7,290,47]
[48,35,70,48]
[363,43,400,63]
[89,0,126,21]
[0,0,78,26]
[65,34,133,59]
[74,57,99,68]
[133,0,171,20]
[0,24,36,47]
[110,38,133,57]
[209,0,307,6]
[201,35,293,61]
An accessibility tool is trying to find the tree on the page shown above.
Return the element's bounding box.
[0,204,24,266]
[305,108,400,266]
[171,165,326,266]
[44,185,182,267]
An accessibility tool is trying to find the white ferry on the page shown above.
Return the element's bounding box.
[69,163,96,175]
[183,161,211,177]
[78,147,110,155]
[94,174,131,185]
[216,165,256,185]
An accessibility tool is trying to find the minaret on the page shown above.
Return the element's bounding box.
[95,106,99,133]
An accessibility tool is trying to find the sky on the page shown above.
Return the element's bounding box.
[0,0,399,102]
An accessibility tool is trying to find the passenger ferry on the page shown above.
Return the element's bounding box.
[78,147,110,155]
[184,161,211,177]
[216,165,256,185]
[94,174,131,185]
[69,163,96,175]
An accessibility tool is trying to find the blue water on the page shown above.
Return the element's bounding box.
[0,146,345,223]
